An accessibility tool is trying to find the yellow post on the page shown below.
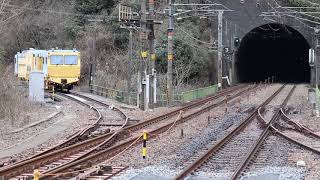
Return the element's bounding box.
[142,131,147,158]
[33,169,41,180]
[141,51,148,58]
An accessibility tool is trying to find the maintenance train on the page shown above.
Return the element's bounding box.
[14,48,81,91]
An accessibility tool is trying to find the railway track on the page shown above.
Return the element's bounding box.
[11,92,128,163]
[176,84,320,180]
[279,108,320,140]
[229,85,296,179]
[59,92,129,137]
[233,85,320,179]
[174,84,289,180]
[0,84,253,179]
[40,84,258,179]
[3,92,129,180]
[242,95,320,179]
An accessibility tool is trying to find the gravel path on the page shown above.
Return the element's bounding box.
[0,96,96,163]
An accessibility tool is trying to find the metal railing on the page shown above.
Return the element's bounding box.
[90,85,128,103]
[180,85,219,103]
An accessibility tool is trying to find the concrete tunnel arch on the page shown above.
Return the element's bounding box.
[235,23,310,83]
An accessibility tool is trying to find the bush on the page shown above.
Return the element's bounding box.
[0,65,31,128]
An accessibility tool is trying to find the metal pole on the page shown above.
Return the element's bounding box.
[91,21,97,87]
[126,30,133,104]
[89,63,93,91]
[87,19,103,89]
[167,0,174,106]
[149,0,156,108]
[140,0,147,110]
[153,72,157,103]
[217,10,223,89]
[316,51,318,88]
[146,74,150,109]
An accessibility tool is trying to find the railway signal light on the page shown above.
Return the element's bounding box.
[234,38,240,48]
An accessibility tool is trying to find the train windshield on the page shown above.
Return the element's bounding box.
[50,55,64,65]
[65,55,78,65]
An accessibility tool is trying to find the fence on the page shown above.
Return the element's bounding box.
[90,84,219,106]
[180,85,219,103]
[90,85,128,103]
[156,93,182,107]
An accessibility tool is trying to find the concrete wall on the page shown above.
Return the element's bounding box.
[29,72,45,103]
[211,0,317,84]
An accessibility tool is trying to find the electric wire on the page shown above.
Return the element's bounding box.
[175,23,215,45]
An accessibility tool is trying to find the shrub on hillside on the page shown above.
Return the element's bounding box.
[0,65,31,128]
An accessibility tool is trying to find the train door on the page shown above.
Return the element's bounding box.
[37,56,43,72]
[43,56,48,77]
[32,54,36,71]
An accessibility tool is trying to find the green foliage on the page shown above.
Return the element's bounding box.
[74,0,116,26]
[156,29,209,83]
[64,23,81,41]
[113,30,129,49]
[74,0,116,15]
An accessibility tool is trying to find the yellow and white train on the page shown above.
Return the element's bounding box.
[14,48,81,91]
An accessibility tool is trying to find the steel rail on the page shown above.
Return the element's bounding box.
[0,93,128,179]
[41,84,257,179]
[259,109,320,158]
[15,92,114,161]
[231,85,296,179]
[280,109,320,139]
[174,84,286,180]
[0,85,250,179]
[271,126,320,155]
[0,93,105,170]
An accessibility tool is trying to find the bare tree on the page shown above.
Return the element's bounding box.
[174,58,193,91]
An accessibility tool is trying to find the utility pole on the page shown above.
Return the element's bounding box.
[167,0,174,106]
[140,0,148,110]
[164,3,231,103]
[217,11,223,89]
[88,19,103,89]
[119,3,161,110]
[148,0,157,108]
[126,30,133,104]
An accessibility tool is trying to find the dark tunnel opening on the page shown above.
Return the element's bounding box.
[236,23,310,83]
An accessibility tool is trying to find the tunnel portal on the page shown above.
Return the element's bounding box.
[236,23,310,83]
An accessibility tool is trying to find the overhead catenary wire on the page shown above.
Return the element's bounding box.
[263,0,292,33]
[274,1,320,22]
[267,0,320,29]
[175,23,215,45]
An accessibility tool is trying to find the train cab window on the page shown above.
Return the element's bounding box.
[65,55,78,65]
[50,55,63,65]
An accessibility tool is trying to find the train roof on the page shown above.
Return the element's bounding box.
[16,48,80,57]
[48,49,79,53]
